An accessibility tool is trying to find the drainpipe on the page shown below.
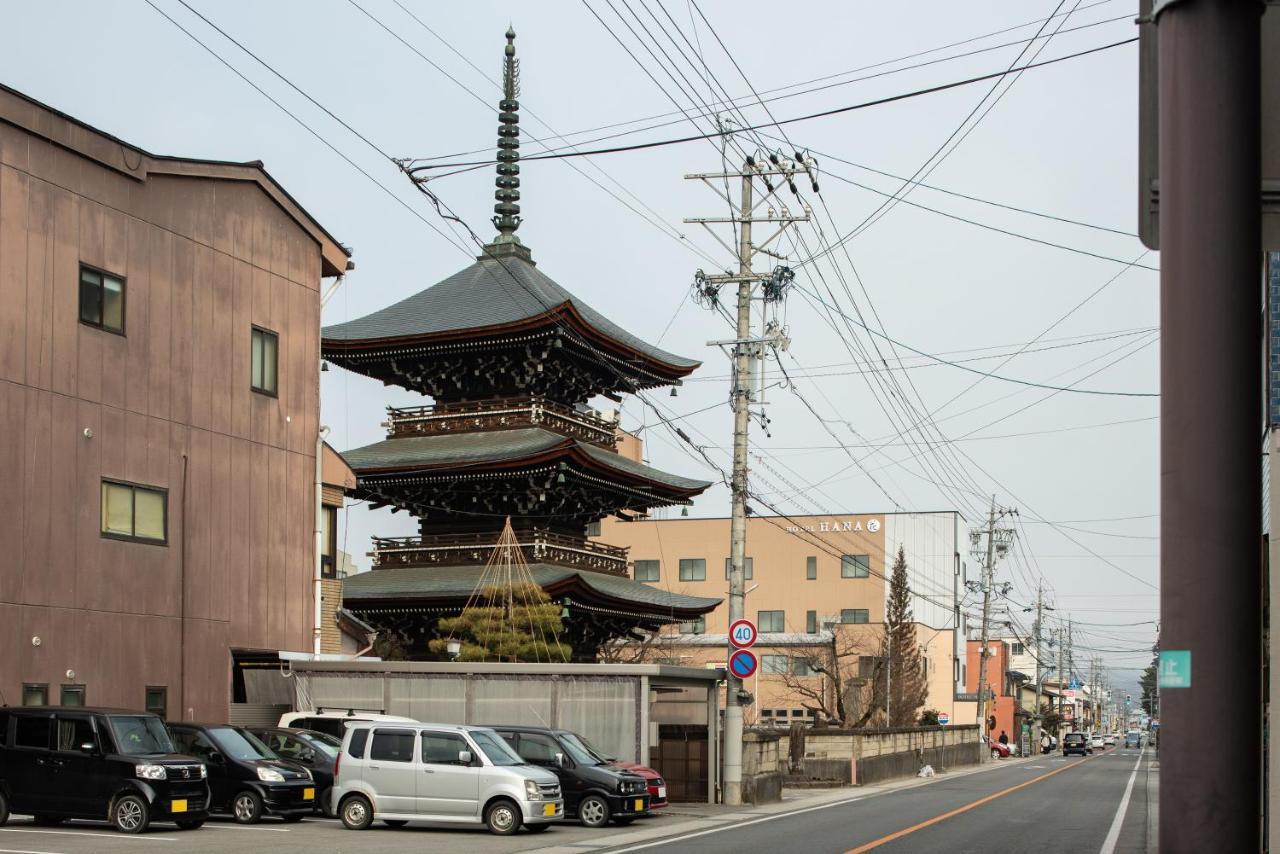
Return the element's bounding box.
[314,425,331,656]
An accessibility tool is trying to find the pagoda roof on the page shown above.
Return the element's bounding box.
[341,427,709,495]
[321,254,699,376]
[343,563,720,620]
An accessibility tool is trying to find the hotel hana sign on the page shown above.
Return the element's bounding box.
[784,518,881,535]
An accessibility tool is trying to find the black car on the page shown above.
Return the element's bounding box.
[0,706,209,834]
[247,727,340,816]
[167,723,315,823]
[1062,731,1091,757]
[491,726,651,828]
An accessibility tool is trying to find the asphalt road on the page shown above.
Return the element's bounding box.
[0,747,1155,854]
[600,746,1155,854]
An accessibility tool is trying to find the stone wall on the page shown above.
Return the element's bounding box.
[759,725,982,786]
[741,729,784,803]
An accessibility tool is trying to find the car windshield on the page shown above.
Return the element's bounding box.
[108,715,176,756]
[210,727,276,761]
[299,733,340,759]
[470,730,525,766]
[560,732,608,765]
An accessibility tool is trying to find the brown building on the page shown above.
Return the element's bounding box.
[599,511,971,726]
[0,84,348,720]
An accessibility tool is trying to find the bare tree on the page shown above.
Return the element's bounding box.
[780,628,880,726]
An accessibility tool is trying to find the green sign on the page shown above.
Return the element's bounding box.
[1158,650,1191,689]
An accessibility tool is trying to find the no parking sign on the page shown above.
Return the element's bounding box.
[728,649,758,679]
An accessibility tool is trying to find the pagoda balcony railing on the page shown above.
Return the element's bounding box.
[371,529,630,576]
[385,397,618,447]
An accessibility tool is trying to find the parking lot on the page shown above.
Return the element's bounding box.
[0,808,712,854]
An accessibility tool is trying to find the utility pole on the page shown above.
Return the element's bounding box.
[1056,627,1065,736]
[687,151,809,805]
[968,497,1016,759]
[1026,583,1053,741]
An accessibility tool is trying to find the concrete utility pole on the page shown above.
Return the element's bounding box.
[1151,1,1261,848]
[687,153,808,805]
[1028,583,1052,739]
[1056,627,1065,735]
[969,497,1015,758]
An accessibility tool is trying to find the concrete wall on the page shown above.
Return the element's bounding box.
[761,725,982,785]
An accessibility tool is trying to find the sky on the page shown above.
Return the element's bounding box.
[2,0,1159,702]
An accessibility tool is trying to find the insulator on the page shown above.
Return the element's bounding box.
[788,181,798,195]
[745,155,755,167]
[769,152,780,165]
[811,181,820,193]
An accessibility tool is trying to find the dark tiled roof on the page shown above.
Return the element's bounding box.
[340,427,709,492]
[342,564,721,614]
[321,255,697,370]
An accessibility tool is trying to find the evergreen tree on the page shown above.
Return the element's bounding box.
[1140,654,1159,716]
[884,546,928,727]
[428,583,571,662]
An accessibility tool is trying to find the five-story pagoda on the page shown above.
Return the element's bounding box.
[324,29,718,658]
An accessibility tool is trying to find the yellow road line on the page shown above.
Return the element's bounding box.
[846,755,1098,853]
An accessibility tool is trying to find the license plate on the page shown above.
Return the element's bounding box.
[303,788,315,801]
[171,800,187,813]
[542,803,556,817]
[657,786,666,799]
[634,799,645,811]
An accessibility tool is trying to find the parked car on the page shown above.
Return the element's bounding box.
[489,726,651,828]
[1103,733,1117,746]
[248,727,341,816]
[167,723,314,823]
[1062,732,1090,757]
[1124,731,1143,749]
[277,711,417,740]
[333,722,564,835]
[1090,734,1105,750]
[537,728,668,809]
[0,706,209,834]
[985,736,1010,759]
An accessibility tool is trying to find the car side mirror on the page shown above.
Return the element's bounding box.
[79,742,97,754]
[299,749,316,763]
[208,751,225,765]
[458,750,473,766]
[554,752,566,769]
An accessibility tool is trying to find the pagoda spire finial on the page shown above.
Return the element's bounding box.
[491,26,523,246]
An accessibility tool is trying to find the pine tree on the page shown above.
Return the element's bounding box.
[429,583,571,662]
[884,546,928,727]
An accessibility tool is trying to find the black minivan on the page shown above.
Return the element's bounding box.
[491,726,650,828]
[247,727,340,816]
[0,706,209,834]
[167,723,315,823]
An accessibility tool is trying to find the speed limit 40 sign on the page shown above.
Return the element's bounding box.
[729,619,758,649]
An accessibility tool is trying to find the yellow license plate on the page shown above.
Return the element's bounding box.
[635,799,645,811]
[303,788,315,801]
[171,800,187,813]
[542,803,556,817]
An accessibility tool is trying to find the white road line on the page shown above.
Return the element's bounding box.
[0,848,73,854]
[1099,746,1145,854]
[601,795,869,853]
[0,828,176,842]
[200,824,292,832]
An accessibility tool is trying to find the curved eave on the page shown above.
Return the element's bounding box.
[322,300,699,383]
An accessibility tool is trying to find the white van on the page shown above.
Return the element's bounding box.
[332,722,564,835]
[277,710,416,739]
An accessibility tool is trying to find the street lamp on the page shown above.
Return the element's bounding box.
[446,640,461,660]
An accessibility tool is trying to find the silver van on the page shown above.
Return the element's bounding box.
[332,722,563,835]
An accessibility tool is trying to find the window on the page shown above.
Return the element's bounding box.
[792,709,807,718]
[347,728,369,759]
[724,557,754,580]
[145,686,167,719]
[762,655,788,675]
[634,559,660,582]
[806,610,818,634]
[420,732,469,765]
[60,685,85,707]
[101,480,167,544]
[585,521,602,537]
[321,505,337,579]
[806,556,817,580]
[757,610,785,633]
[679,616,705,635]
[858,655,879,678]
[514,732,560,765]
[56,716,95,752]
[79,265,125,334]
[679,558,706,582]
[841,554,870,578]
[22,683,48,706]
[369,729,416,763]
[15,715,50,749]
[841,608,869,624]
[793,658,817,677]
[250,326,278,395]
[1011,642,1025,656]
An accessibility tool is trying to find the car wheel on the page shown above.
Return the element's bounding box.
[485,799,522,836]
[383,819,408,828]
[113,794,151,835]
[991,749,1001,759]
[0,790,9,827]
[579,795,611,829]
[525,823,552,833]
[232,790,264,825]
[175,818,205,830]
[340,795,373,831]
[282,814,305,823]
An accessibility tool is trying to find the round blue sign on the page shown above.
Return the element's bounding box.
[729,649,758,679]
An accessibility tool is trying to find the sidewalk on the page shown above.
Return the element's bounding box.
[530,755,1040,853]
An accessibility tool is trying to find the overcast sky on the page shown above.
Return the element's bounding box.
[4,0,1159,699]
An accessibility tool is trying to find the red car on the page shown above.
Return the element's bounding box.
[987,737,1011,759]
[608,760,668,810]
